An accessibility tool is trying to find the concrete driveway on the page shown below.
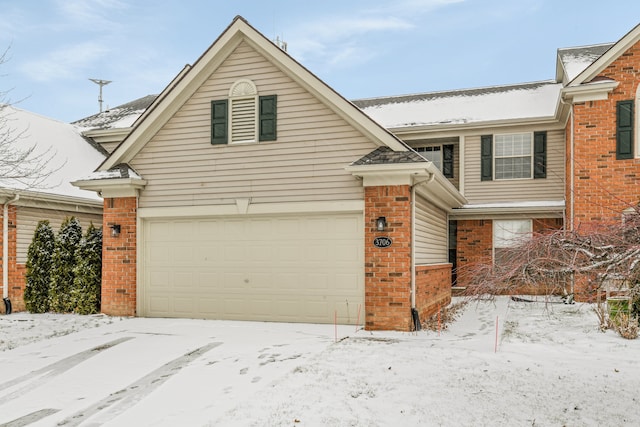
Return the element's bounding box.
[0,316,344,426]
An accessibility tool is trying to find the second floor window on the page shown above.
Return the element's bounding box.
[415,146,442,170]
[414,144,454,178]
[494,133,532,179]
[481,132,546,181]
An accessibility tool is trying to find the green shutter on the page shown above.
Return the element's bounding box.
[211,99,228,145]
[481,135,493,181]
[259,95,277,141]
[617,100,634,160]
[533,131,547,179]
[443,144,454,178]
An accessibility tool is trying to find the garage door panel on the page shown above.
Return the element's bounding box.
[143,213,363,324]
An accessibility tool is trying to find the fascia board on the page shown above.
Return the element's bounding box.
[347,162,466,209]
[0,189,102,211]
[82,127,132,144]
[72,178,147,198]
[389,115,562,139]
[561,81,619,103]
[450,204,564,219]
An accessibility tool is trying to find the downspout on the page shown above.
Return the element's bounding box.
[3,194,19,309]
[411,173,435,328]
[569,104,575,232]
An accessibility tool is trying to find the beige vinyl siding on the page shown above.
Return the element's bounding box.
[415,195,448,265]
[463,129,565,204]
[16,207,102,263]
[132,41,376,209]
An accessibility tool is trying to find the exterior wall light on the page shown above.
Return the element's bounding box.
[376,216,387,232]
[110,224,121,237]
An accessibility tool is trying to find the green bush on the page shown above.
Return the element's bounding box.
[71,224,102,314]
[24,221,55,313]
[49,217,82,313]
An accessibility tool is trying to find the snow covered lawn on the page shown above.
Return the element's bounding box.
[0,297,638,426]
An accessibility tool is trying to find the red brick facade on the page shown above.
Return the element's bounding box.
[362,185,452,330]
[364,185,413,330]
[569,40,640,227]
[455,218,563,289]
[0,206,25,313]
[101,197,137,316]
[415,264,451,321]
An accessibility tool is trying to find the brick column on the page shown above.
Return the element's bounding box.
[102,197,137,316]
[1,206,21,313]
[364,185,413,331]
[455,219,493,288]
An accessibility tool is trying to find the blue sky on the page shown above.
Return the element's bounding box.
[1,0,640,123]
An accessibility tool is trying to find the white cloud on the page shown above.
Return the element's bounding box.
[53,0,129,32]
[19,42,111,82]
[284,0,463,72]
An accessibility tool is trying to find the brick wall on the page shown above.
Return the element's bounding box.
[570,40,640,227]
[455,219,493,288]
[415,264,451,321]
[0,206,20,313]
[102,197,137,316]
[455,218,563,290]
[364,185,413,331]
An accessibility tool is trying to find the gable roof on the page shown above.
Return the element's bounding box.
[568,22,640,86]
[352,81,562,130]
[0,105,106,201]
[98,16,409,172]
[556,43,614,84]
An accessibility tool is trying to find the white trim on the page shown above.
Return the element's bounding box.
[493,132,534,180]
[138,200,364,219]
[72,178,147,198]
[561,80,618,103]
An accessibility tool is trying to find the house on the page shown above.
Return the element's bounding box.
[0,106,106,312]
[73,16,640,330]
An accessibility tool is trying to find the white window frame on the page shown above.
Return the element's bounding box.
[493,219,532,265]
[228,79,258,144]
[414,145,443,171]
[494,132,533,180]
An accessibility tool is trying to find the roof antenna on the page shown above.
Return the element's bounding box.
[89,78,112,113]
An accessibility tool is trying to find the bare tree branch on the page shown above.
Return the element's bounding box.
[0,47,59,191]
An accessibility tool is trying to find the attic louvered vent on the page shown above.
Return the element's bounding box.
[229,79,258,143]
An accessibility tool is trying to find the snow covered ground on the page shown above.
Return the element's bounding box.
[0,297,638,426]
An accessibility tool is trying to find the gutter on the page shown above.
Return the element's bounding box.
[3,194,19,303]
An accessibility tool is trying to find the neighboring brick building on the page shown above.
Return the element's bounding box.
[71,18,640,330]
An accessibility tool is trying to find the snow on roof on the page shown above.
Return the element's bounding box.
[352,81,562,129]
[558,43,613,82]
[0,105,106,200]
[72,94,157,132]
[75,163,142,181]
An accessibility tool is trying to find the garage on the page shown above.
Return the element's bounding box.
[141,213,364,324]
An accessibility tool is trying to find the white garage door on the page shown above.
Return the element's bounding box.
[142,213,364,324]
